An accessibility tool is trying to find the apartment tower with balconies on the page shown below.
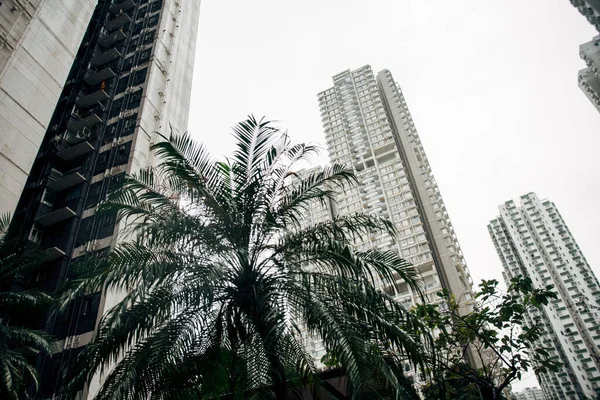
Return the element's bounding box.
[489,193,600,399]
[309,65,475,372]
[7,0,200,396]
[568,1,600,114]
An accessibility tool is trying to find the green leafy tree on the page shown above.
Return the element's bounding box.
[414,276,560,399]
[61,116,430,399]
[0,213,53,399]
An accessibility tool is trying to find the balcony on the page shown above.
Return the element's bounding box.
[67,112,101,132]
[109,0,135,14]
[41,246,66,262]
[104,13,132,31]
[91,48,122,67]
[84,67,116,86]
[98,29,127,48]
[76,89,109,109]
[57,141,94,161]
[35,207,76,227]
[47,169,86,191]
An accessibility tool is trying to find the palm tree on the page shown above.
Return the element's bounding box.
[0,213,53,399]
[61,116,430,399]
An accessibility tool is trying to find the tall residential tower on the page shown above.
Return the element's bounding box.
[489,193,600,399]
[0,0,96,217]
[568,1,600,114]
[7,0,200,397]
[306,65,475,367]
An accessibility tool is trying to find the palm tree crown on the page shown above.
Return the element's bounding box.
[62,116,429,399]
[0,213,53,399]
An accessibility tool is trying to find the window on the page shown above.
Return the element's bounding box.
[132,68,147,86]
[104,123,118,144]
[86,182,103,209]
[76,217,94,247]
[83,297,94,315]
[138,48,152,63]
[150,0,162,13]
[108,174,125,195]
[127,90,142,109]
[122,56,135,71]
[147,14,159,27]
[94,151,110,175]
[127,36,139,52]
[143,30,155,45]
[133,21,143,35]
[29,227,42,244]
[122,114,137,135]
[41,189,55,207]
[109,97,123,119]
[114,142,132,166]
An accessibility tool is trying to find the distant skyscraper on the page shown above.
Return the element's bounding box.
[489,193,600,399]
[305,65,475,370]
[578,35,600,113]
[568,1,600,114]
[570,0,600,30]
[7,0,200,397]
[0,0,96,217]
[514,387,547,400]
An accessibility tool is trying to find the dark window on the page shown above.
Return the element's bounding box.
[86,181,103,209]
[109,97,123,119]
[76,217,94,248]
[127,90,142,109]
[127,36,139,52]
[94,151,110,175]
[137,6,147,18]
[143,30,155,45]
[116,77,128,94]
[150,0,162,13]
[97,211,117,240]
[104,123,118,145]
[132,68,147,86]
[114,141,132,166]
[62,184,83,206]
[133,21,143,35]
[138,48,151,63]
[108,173,126,195]
[122,56,135,71]
[122,114,137,135]
[148,14,159,27]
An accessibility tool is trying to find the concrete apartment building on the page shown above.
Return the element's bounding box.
[489,193,600,399]
[302,65,475,372]
[578,35,600,113]
[514,387,547,400]
[7,0,200,397]
[0,0,96,218]
[568,1,600,114]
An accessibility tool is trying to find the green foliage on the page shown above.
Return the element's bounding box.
[0,214,54,399]
[60,116,431,400]
[413,276,560,399]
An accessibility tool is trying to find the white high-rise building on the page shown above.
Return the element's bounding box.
[569,0,600,31]
[0,0,96,217]
[568,1,600,114]
[514,387,547,400]
[578,35,600,113]
[303,65,475,368]
[489,193,600,399]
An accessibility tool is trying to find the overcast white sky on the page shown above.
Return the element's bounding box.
[188,0,600,390]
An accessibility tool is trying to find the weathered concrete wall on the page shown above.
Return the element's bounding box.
[0,0,95,217]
